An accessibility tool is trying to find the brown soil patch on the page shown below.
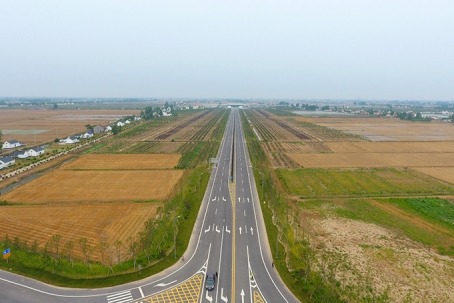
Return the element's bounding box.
[62,154,181,170]
[310,216,454,302]
[0,202,160,262]
[2,170,183,204]
[326,141,454,153]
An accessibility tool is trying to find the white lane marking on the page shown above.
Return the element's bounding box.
[206,290,213,302]
[215,208,218,215]
[239,227,242,234]
[219,187,221,191]
[244,210,246,216]
[245,225,248,233]
[250,227,254,235]
[247,198,250,203]
[139,287,144,298]
[204,226,211,233]
[221,288,228,302]
[242,180,243,184]
[242,188,244,192]
[107,290,133,303]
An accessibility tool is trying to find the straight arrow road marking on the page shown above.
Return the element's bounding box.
[247,198,249,203]
[154,280,177,287]
[250,227,254,235]
[239,227,242,234]
[241,289,245,303]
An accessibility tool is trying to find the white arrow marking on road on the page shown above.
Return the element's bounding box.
[204,226,211,233]
[212,197,217,201]
[155,280,177,287]
[221,288,228,302]
[223,197,226,201]
[216,226,220,233]
[250,227,254,235]
[206,291,213,302]
[247,198,250,203]
[239,227,242,234]
[225,226,230,233]
[240,289,245,303]
[238,197,240,202]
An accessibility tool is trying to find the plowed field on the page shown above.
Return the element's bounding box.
[326,141,454,153]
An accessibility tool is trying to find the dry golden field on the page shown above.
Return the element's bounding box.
[296,117,454,141]
[288,152,454,168]
[0,202,160,262]
[62,154,181,170]
[2,170,183,203]
[0,109,139,146]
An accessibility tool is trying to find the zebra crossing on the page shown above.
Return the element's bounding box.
[107,290,133,303]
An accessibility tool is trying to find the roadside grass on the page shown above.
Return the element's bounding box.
[278,168,454,198]
[82,143,106,154]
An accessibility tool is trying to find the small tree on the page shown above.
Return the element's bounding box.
[78,238,89,264]
[53,103,58,110]
[98,241,109,266]
[64,240,74,267]
[114,240,123,264]
[128,236,139,270]
[50,234,62,258]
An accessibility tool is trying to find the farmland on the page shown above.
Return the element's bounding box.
[241,108,454,302]
[62,154,180,170]
[0,109,139,147]
[0,202,160,262]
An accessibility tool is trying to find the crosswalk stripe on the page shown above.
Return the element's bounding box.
[107,290,133,303]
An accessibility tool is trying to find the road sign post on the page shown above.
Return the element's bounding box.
[3,248,11,263]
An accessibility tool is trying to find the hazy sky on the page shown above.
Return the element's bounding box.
[1,1,453,100]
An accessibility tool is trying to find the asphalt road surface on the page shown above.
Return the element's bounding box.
[0,109,300,303]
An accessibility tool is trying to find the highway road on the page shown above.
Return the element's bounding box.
[0,109,300,303]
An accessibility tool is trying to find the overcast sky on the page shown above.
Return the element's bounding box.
[1,1,453,100]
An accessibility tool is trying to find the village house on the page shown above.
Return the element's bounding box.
[93,124,105,134]
[60,136,79,144]
[0,156,15,169]
[28,146,45,157]
[2,139,25,149]
[104,125,112,132]
[82,129,94,139]
[11,150,29,159]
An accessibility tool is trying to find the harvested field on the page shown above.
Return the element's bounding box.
[296,117,454,141]
[62,154,181,170]
[288,152,454,168]
[0,202,160,262]
[326,141,454,153]
[0,109,139,146]
[412,167,454,185]
[2,169,183,204]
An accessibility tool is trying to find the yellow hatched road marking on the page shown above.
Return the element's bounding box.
[134,273,203,303]
[253,290,265,303]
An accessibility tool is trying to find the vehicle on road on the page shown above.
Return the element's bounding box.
[205,272,216,291]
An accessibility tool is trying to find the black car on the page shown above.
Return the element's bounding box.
[205,272,216,291]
